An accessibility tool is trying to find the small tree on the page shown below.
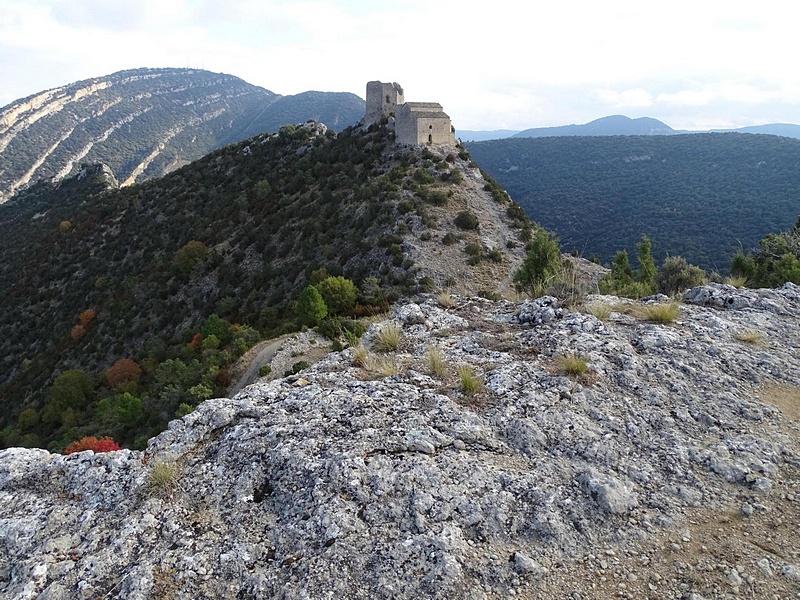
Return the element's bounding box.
[106,359,142,387]
[513,229,562,297]
[297,285,328,326]
[316,276,358,316]
[635,235,657,294]
[657,256,706,295]
[174,240,209,274]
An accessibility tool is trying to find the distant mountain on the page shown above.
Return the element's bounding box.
[456,129,519,142]
[0,68,365,202]
[714,123,800,138]
[514,115,675,138]
[466,133,800,271]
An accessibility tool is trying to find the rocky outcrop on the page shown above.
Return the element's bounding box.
[1,284,799,598]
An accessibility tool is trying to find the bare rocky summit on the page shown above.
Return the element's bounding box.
[1,284,799,599]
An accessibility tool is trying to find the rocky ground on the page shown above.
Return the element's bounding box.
[0,284,798,599]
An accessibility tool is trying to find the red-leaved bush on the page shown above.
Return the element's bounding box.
[63,436,121,455]
[105,358,142,387]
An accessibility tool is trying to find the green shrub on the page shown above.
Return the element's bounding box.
[413,168,435,184]
[258,364,272,377]
[316,276,358,316]
[513,229,561,297]
[657,256,707,295]
[284,361,309,376]
[174,240,208,275]
[442,232,457,245]
[454,211,479,231]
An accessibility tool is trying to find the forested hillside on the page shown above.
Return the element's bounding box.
[0,122,528,452]
[467,133,800,270]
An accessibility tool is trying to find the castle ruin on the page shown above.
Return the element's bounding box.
[364,81,455,146]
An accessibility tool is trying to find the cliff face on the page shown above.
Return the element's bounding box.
[1,284,799,599]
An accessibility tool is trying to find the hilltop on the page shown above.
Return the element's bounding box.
[1,285,798,598]
[0,121,531,451]
[0,67,364,203]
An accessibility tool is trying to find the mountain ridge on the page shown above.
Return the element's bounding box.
[0,67,365,203]
[459,116,800,142]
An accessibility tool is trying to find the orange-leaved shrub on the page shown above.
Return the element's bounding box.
[106,359,142,387]
[63,436,121,455]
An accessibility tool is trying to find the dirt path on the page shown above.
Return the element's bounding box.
[227,336,289,396]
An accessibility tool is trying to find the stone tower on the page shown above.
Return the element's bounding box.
[364,81,404,125]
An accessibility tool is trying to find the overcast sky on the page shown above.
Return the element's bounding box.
[1,0,797,131]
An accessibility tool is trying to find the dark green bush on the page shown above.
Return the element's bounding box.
[454,211,479,231]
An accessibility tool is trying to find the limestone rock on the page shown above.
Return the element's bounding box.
[2,286,800,598]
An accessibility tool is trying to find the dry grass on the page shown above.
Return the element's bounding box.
[145,460,178,499]
[372,323,402,352]
[638,302,680,323]
[725,275,749,289]
[555,353,589,377]
[437,291,455,307]
[352,345,369,367]
[367,355,401,377]
[426,346,447,377]
[733,329,763,345]
[457,365,482,395]
[585,302,612,321]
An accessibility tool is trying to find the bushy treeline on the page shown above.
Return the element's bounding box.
[514,216,800,302]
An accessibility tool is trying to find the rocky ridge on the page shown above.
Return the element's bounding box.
[1,283,799,599]
[0,67,365,203]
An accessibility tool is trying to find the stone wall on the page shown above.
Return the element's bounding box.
[395,102,455,146]
[364,81,404,125]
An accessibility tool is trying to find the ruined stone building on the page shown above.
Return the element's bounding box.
[364,81,455,146]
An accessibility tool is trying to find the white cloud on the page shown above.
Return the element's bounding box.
[595,88,654,109]
[1,0,799,130]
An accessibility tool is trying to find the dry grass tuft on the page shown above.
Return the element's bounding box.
[733,330,763,345]
[426,346,447,377]
[555,353,590,377]
[457,365,482,395]
[638,302,680,323]
[372,323,402,352]
[437,291,455,307]
[725,275,749,289]
[145,460,179,499]
[585,302,612,321]
[352,345,369,367]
